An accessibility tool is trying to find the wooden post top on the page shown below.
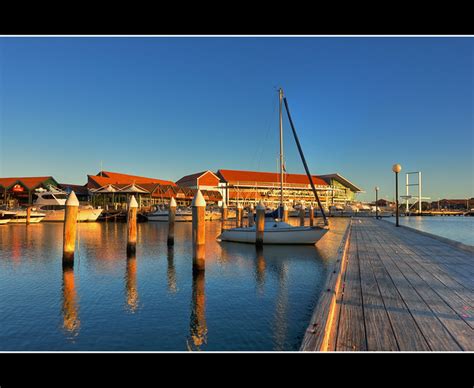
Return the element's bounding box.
[66,191,79,207]
[237,202,243,209]
[191,190,206,207]
[129,195,138,208]
[222,202,227,208]
[170,197,177,207]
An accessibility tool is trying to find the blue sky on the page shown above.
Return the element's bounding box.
[0,37,472,201]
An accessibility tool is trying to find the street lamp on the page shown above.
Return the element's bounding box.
[375,186,379,219]
[392,164,402,226]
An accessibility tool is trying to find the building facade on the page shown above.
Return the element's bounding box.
[176,169,363,208]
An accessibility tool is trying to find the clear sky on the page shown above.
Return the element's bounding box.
[0,37,472,202]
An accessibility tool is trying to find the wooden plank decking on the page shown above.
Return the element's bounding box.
[301,217,474,351]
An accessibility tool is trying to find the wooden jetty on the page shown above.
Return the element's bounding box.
[301,217,473,351]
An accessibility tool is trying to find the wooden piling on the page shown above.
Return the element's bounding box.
[256,201,265,247]
[192,190,206,271]
[282,204,289,222]
[127,195,138,255]
[309,205,314,226]
[248,204,255,227]
[299,204,305,226]
[221,202,228,232]
[62,191,79,267]
[167,197,177,246]
[236,202,243,228]
[26,206,31,226]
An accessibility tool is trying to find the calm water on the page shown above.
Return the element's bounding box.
[0,218,348,351]
[386,216,474,245]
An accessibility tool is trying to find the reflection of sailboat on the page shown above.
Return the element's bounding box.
[125,254,139,312]
[62,266,80,335]
[219,88,329,245]
[187,270,207,350]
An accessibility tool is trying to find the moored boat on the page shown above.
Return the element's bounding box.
[0,210,15,225]
[33,187,103,222]
[7,209,46,224]
[219,219,328,244]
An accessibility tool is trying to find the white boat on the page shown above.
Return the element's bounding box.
[219,220,328,244]
[33,187,103,222]
[147,208,193,222]
[0,210,14,225]
[218,88,329,245]
[7,209,46,224]
[147,207,222,222]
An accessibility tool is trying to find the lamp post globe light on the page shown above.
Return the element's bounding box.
[392,164,402,226]
[375,186,379,219]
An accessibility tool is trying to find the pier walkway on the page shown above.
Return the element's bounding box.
[301,217,473,351]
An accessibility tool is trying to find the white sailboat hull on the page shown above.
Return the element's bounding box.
[218,221,329,245]
[41,207,103,222]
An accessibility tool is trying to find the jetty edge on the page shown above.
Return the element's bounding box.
[300,220,352,351]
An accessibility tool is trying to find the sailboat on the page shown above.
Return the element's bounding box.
[218,88,329,245]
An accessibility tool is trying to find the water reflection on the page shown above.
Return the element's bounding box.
[125,253,139,312]
[62,266,80,336]
[167,247,177,294]
[187,269,207,351]
[255,247,266,294]
[0,219,349,351]
[273,262,289,350]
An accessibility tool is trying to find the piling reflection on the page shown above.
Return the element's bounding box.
[273,262,289,350]
[187,269,207,350]
[62,265,80,335]
[167,247,177,293]
[125,253,139,312]
[255,247,266,294]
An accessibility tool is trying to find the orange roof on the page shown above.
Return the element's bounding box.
[217,169,328,187]
[87,171,176,189]
[0,176,56,190]
[175,171,208,186]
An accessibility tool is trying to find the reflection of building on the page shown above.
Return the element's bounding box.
[176,169,363,207]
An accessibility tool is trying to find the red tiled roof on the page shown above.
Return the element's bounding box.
[175,171,208,186]
[217,169,328,187]
[87,171,176,189]
[102,171,175,185]
[176,170,221,187]
[0,176,56,190]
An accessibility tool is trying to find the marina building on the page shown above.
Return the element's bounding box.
[176,169,363,208]
[0,176,60,207]
[87,171,222,209]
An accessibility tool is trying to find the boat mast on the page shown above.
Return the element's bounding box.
[279,88,284,213]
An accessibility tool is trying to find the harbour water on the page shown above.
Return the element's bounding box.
[0,218,348,351]
[386,216,474,246]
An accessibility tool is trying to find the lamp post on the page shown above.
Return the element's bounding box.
[375,186,379,219]
[392,164,402,226]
